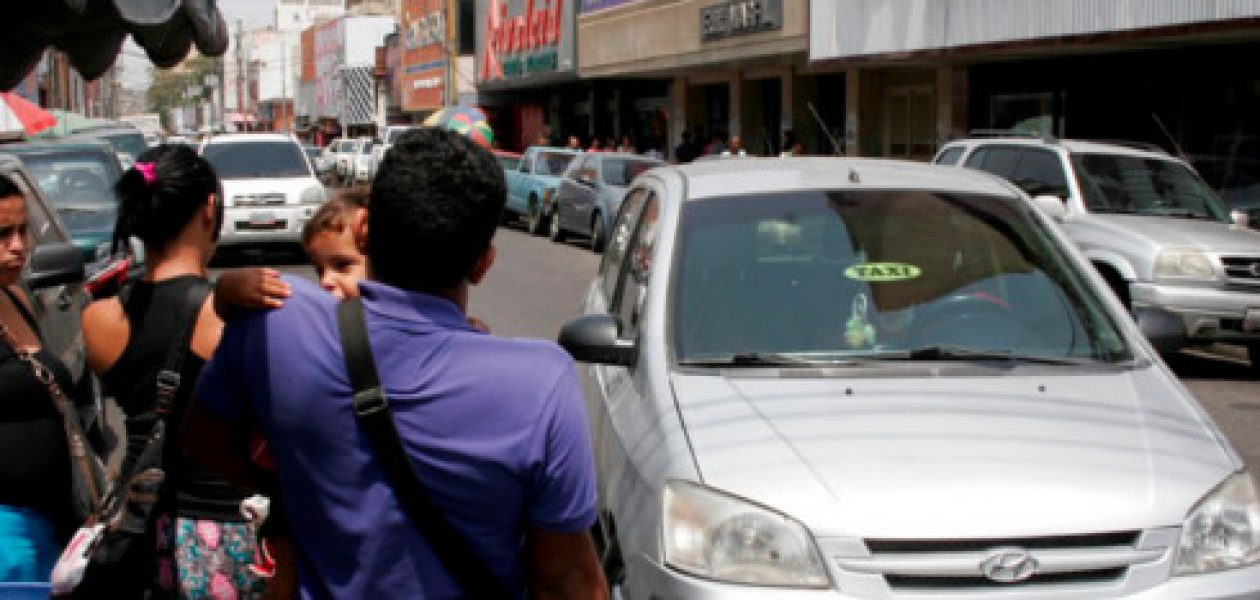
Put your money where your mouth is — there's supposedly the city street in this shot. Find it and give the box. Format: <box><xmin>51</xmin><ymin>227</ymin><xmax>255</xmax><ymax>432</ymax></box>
<box><xmin>220</xmin><ymin>223</ymin><xmax>1260</xmax><ymax>471</ymax></box>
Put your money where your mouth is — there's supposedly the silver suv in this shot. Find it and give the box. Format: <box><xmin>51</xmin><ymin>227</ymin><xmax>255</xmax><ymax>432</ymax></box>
<box><xmin>935</xmin><ymin>136</ymin><xmax>1260</xmax><ymax>371</ymax></box>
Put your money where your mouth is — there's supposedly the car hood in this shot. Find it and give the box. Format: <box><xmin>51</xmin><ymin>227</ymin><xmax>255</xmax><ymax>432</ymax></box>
<box><xmin>670</xmin><ymin>367</ymin><xmax>1236</xmax><ymax>538</ymax></box>
<box><xmin>1091</xmin><ymin>214</ymin><xmax>1260</xmax><ymax>253</ymax></box>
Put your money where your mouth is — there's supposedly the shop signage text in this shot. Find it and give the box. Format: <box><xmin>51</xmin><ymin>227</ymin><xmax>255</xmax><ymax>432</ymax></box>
<box><xmin>481</xmin><ymin>0</ymin><xmax>565</xmax><ymax>81</ymax></box>
<box><xmin>405</xmin><ymin>10</ymin><xmax>445</xmax><ymax>49</ymax></box>
<box><xmin>700</xmin><ymin>0</ymin><xmax>781</xmax><ymax>42</ymax></box>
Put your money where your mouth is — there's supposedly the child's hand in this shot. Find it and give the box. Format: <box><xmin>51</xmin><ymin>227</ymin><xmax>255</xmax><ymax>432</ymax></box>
<box><xmin>468</xmin><ymin>316</ymin><xmax>491</xmax><ymax>333</ymax></box>
<box><xmin>215</xmin><ymin>268</ymin><xmax>292</xmax><ymax>317</ymax></box>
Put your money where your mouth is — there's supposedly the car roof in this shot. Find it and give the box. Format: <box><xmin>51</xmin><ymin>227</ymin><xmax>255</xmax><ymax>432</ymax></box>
<box><xmin>589</xmin><ymin>152</ymin><xmax>661</xmax><ymax>161</ymax></box>
<box><xmin>529</xmin><ymin>147</ymin><xmax>580</xmax><ymax>155</ymax></box>
<box><xmin>203</xmin><ymin>133</ymin><xmax>296</xmax><ymax>145</ymax></box>
<box><xmin>944</xmin><ymin>137</ymin><xmax>1174</xmax><ymax>161</ymax></box>
<box><xmin>0</xmin><ymin>139</ymin><xmax>116</xmax><ymax>155</ymax></box>
<box><xmin>654</xmin><ymin>157</ymin><xmax>1020</xmax><ymax>200</ymax></box>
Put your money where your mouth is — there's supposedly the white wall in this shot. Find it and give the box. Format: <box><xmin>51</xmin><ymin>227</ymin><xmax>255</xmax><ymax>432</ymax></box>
<box><xmin>343</xmin><ymin>16</ymin><xmax>396</xmax><ymax>67</ymax></box>
<box><xmin>811</xmin><ymin>0</ymin><xmax>1260</xmax><ymax>60</ymax></box>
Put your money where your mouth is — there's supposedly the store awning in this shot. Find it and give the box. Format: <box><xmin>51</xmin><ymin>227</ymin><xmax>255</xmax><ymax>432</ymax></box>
<box><xmin>1</xmin><ymin>0</ymin><xmax>228</xmax><ymax>90</ymax></box>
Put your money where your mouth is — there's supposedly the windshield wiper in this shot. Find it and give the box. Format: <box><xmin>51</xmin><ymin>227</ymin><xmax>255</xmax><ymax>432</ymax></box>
<box><xmin>679</xmin><ymin>352</ymin><xmax>852</xmax><ymax>367</ymax></box>
<box><xmin>867</xmin><ymin>345</ymin><xmax>1101</xmax><ymax>366</ymax></box>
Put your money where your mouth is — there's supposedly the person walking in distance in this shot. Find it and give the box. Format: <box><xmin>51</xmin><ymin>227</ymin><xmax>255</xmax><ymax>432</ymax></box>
<box><xmin>184</xmin><ymin>128</ymin><xmax>607</xmax><ymax>599</ymax></box>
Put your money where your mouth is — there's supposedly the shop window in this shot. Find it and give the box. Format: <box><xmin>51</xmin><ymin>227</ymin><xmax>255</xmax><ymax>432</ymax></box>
<box><xmin>886</xmin><ymin>85</ymin><xmax>935</xmax><ymax>159</ymax></box>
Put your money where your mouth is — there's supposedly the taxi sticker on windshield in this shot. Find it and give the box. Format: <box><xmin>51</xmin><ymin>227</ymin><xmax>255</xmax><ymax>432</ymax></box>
<box><xmin>844</xmin><ymin>262</ymin><xmax>922</xmax><ymax>282</ymax></box>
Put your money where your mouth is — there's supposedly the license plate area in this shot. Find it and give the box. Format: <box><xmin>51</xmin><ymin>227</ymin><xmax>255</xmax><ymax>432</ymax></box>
<box><xmin>249</xmin><ymin>211</ymin><xmax>276</xmax><ymax>226</ymax></box>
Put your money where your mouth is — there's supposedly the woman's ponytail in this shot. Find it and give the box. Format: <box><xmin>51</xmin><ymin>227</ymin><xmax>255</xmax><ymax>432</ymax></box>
<box><xmin>111</xmin><ymin>144</ymin><xmax>219</xmax><ymax>255</ymax></box>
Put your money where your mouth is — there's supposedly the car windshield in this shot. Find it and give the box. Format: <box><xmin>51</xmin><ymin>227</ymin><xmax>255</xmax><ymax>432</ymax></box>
<box><xmin>1072</xmin><ymin>153</ymin><xmax>1230</xmax><ymax>221</ymax></box>
<box><xmin>14</xmin><ymin>151</ymin><xmax>120</xmax><ymax>241</ymax></box>
<box><xmin>534</xmin><ymin>152</ymin><xmax>576</xmax><ymax>176</ymax></box>
<box><xmin>602</xmin><ymin>158</ymin><xmax>660</xmax><ymax>186</ymax></box>
<box><xmin>203</xmin><ymin>141</ymin><xmax>311</xmax><ymax>179</ymax></box>
<box><xmin>674</xmin><ymin>190</ymin><xmax>1132</xmax><ymax>365</ymax></box>
<box><xmin>92</xmin><ymin>131</ymin><xmax>148</xmax><ymax>160</ymax></box>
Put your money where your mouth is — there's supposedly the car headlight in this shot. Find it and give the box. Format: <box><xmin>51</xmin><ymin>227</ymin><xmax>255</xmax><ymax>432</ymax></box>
<box><xmin>1154</xmin><ymin>249</ymin><xmax>1217</xmax><ymax>281</ymax></box>
<box><xmin>300</xmin><ymin>186</ymin><xmax>328</xmax><ymax>205</ymax></box>
<box><xmin>663</xmin><ymin>480</ymin><xmax>830</xmax><ymax>588</ymax></box>
<box><xmin>1174</xmin><ymin>471</ymin><xmax>1260</xmax><ymax>575</ymax></box>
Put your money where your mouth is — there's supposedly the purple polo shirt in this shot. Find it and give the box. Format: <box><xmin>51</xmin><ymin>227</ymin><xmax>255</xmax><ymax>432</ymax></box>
<box><xmin>194</xmin><ymin>278</ymin><xmax>597</xmax><ymax>599</ymax></box>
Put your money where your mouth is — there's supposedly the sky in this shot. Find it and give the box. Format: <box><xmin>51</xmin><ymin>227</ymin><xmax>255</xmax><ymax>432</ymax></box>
<box><xmin>119</xmin><ymin>0</ymin><xmax>277</xmax><ymax>89</ymax></box>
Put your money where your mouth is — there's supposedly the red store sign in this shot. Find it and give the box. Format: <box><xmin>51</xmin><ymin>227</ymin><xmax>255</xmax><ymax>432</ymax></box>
<box><xmin>480</xmin><ymin>0</ymin><xmax>565</xmax><ymax>82</ymax></box>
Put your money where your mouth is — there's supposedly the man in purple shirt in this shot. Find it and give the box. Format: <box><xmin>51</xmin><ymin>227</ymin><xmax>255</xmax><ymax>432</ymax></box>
<box><xmin>184</xmin><ymin>128</ymin><xmax>607</xmax><ymax>599</ymax></box>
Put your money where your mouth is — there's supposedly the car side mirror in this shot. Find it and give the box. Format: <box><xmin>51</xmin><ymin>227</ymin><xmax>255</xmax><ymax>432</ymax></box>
<box><xmin>558</xmin><ymin>314</ymin><xmax>637</xmax><ymax>366</ymax></box>
<box><xmin>1231</xmin><ymin>209</ymin><xmax>1250</xmax><ymax>228</ymax></box>
<box><xmin>26</xmin><ymin>242</ymin><xmax>85</xmax><ymax>290</ymax></box>
<box><xmin>1032</xmin><ymin>195</ymin><xmax>1067</xmax><ymax>221</ymax></box>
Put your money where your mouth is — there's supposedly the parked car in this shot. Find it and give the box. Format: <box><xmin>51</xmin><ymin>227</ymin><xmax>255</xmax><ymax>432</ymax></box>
<box><xmin>351</xmin><ymin>138</ymin><xmax>377</xmax><ymax>185</ymax></box>
<box><xmin>325</xmin><ymin>138</ymin><xmax>361</xmax><ymax>185</ymax></box>
<box><xmin>504</xmin><ymin>146</ymin><xmax>580</xmax><ymax>234</ymax></box>
<box><xmin>199</xmin><ymin>133</ymin><xmax>326</xmax><ymax>250</ymax></box>
<box><xmin>0</xmin><ymin>139</ymin><xmax>124</xmax><ymax>261</ymax></box>
<box><xmin>559</xmin><ymin>157</ymin><xmax>1260</xmax><ymax>598</ymax></box>
<box><xmin>368</xmin><ymin>125</ymin><xmax>418</xmax><ymax>182</ymax></box>
<box><xmin>303</xmin><ymin>144</ymin><xmax>327</xmax><ymax>178</ymax></box>
<box><xmin>550</xmin><ymin>152</ymin><xmax>662</xmax><ymax>251</ymax></box>
<box><xmin>66</xmin><ymin>124</ymin><xmax>148</xmax><ymax>166</ymax></box>
<box><xmin>935</xmin><ymin>135</ymin><xmax>1260</xmax><ymax>371</ymax></box>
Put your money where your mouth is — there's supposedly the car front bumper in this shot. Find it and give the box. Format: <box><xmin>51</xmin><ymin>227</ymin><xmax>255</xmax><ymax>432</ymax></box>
<box><xmin>218</xmin><ymin>205</ymin><xmax>315</xmax><ymax>246</ymax></box>
<box><xmin>629</xmin><ymin>553</ymin><xmax>1260</xmax><ymax>599</ymax></box>
<box><xmin>1131</xmin><ymin>281</ymin><xmax>1260</xmax><ymax>344</ymax></box>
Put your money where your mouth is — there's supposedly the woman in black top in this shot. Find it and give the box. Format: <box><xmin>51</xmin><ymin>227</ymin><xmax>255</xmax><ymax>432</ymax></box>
<box><xmin>81</xmin><ymin>145</ymin><xmax>266</xmax><ymax>598</ymax></box>
<box><xmin>0</xmin><ymin>175</ymin><xmax>85</xmax><ymax>583</ymax></box>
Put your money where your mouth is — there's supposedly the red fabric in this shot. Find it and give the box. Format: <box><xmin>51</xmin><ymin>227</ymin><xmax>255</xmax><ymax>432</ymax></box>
<box><xmin>0</xmin><ymin>92</ymin><xmax>55</xmax><ymax>134</ymax></box>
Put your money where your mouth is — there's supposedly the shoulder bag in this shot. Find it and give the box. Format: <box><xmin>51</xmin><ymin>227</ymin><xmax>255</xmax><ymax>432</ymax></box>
<box><xmin>337</xmin><ymin>297</ymin><xmax>511</xmax><ymax>598</ymax></box>
<box><xmin>51</xmin><ymin>281</ymin><xmax>209</xmax><ymax>597</ymax></box>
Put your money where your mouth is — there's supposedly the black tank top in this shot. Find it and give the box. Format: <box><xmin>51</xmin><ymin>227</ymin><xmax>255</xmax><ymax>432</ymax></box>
<box><xmin>101</xmin><ymin>276</ymin><xmax>249</xmax><ymax>522</ymax></box>
<box><xmin>0</xmin><ymin>288</ymin><xmax>76</xmax><ymax>522</ymax></box>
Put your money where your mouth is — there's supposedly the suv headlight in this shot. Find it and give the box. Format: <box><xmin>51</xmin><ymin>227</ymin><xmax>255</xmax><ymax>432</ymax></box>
<box><xmin>1154</xmin><ymin>249</ymin><xmax>1217</xmax><ymax>281</ymax></box>
<box><xmin>1174</xmin><ymin>471</ymin><xmax>1260</xmax><ymax>575</ymax></box>
<box><xmin>300</xmin><ymin>186</ymin><xmax>328</xmax><ymax>205</ymax></box>
<box><xmin>663</xmin><ymin>480</ymin><xmax>830</xmax><ymax>588</ymax></box>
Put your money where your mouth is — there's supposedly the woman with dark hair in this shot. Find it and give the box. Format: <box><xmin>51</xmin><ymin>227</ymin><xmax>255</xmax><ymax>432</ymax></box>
<box><xmin>81</xmin><ymin>144</ymin><xmax>275</xmax><ymax>598</ymax></box>
<box><xmin>0</xmin><ymin>175</ymin><xmax>89</xmax><ymax>584</ymax></box>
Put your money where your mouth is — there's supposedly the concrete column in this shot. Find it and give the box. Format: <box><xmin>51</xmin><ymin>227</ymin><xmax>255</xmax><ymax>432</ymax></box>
<box><xmin>936</xmin><ymin>65</ymin><xmax>969</xmax><ymax>146</ymax></box>
<box><xmin>844</xmin><ymin>67</ymin><xmax>861</xmax><ymax>156</ymax></box>
<box><xmin>781</xmin><ymin>68</ymin><xmax>794</xmax><ymax>140</ymax></box>
<box><xmin>729</xmin><ymin>71</ymin><xmax>742</xmax><ymax>138</ymax></box>
<box><xmin>670</xmin><ymin>75</ymin><xmax>687</xmax><ymax>159</ymax></box>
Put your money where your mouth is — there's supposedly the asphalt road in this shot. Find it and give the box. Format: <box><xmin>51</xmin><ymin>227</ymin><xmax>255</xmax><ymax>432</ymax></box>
<box><xmin>214</xmin><ymin>224</ymin><xmax>1260</xmax><ymax>470</ymax></box>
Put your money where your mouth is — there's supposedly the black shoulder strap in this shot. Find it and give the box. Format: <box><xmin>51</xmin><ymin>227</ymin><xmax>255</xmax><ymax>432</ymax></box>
<box><xmin>2</xmin><ymin>286</ymin><xmax>39</xmax><ymax>331</ymax></box>
<box><xmin>336</xmin><ymin>298</ymin><xmax>508</xmax><ymax>598</ymax></box>
<box><xmin>103</xmin><ymin>281</ymin><xmax>209</xmax><ymax>511</ymax></box>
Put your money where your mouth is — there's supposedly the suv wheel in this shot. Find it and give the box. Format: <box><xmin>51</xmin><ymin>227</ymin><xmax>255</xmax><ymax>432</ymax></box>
<box><xmin>527</xmin><ymin>198</ymin><xmax>548</xmax><ymax>236</ymax></box>
<box><xmin>549</xmin><ymin>209</ymin><xmax>567</xmax><ymax>242</ymax></box>
<box><xmin>590</xmin><ymin>212</ymin><xmax>606</xmax><ymax>253</ymax></box>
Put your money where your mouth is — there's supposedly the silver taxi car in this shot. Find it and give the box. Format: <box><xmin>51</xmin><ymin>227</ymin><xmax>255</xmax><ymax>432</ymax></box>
<box><xmin>559</xmin><ymin>158</ymin><xmax>1260</xmax><ymax>598</ymax></box>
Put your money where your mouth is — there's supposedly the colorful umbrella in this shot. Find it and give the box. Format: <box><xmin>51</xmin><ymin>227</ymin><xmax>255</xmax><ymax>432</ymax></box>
<box><xmin>0</xmin><ymin>93</ymin><xmax>56</xmax><ymax>135</ymax></box>
<box><xmin>422</xmin><ymin>105</ymin><xmax>494</xmax><ymax>149</ymax></box>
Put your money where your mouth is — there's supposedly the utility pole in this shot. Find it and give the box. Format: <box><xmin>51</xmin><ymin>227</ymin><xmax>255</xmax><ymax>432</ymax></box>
<box><xmin>236</xmin><ymin>19</ymin><xmax>246</xmax><ymax>128</ymax></box>
<box><xmin>445</xmin><ymin>0</ymin><xmax>456</xmax><ymax>107</ymax></box>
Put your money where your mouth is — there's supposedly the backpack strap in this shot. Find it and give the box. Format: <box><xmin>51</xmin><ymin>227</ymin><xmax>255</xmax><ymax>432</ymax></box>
<box><xmin>336</xmin><ymin>297</ymin><xmax>508</xmax><ymax>598</ymax></box>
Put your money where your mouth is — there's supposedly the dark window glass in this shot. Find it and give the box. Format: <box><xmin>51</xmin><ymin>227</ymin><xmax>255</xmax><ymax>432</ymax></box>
<box><xmin>1011</xmin><ymin>149</ymin><xmax>1069</xmax><ymax>197</ymax></box>
<box><xmin>203</xmin><ymin>141</ymin><xmax>312</xmax><ymax>179</ymax></box>
<box><xmin>1072</xmin><ymin>153</ymin><xmax>1229</xmax><ymax>221</ymax></box>
<box><xmin>978</xmin><ymin>147</ymin><xmax>1021</xmax><ymax>178</ymax></box>
<box><xmin>602</xmin><ymin>158</ymin><xmax>661</xmax><ymax>187</ymax></box>
<box><xmin>615</xmin><ymin>194</ymin><xmax>660</xmax><ymax>337</ymax></box>
<box><xmin>600</xmin><ymin>188</ymin><xmax>648</xmax><ymax>299</ymax></box>
<box><xmin>964</xmin><ymin>148</ymin><xmax>988</xmax><ymax>168</ymax></box>
<box><xmin>532</xmin><ymin>152</ymin><xmax>576</xmax><ymax>176</ymax></box>
<box><xmin>936</xmin><ymin>147</ymin><xmax>965</xmax><ymax>166</ymax></box>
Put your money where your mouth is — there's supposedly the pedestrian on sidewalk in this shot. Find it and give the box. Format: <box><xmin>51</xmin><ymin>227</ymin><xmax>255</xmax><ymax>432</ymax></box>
<box><xmin>184</xmin><ymin>128</ymin><xmax>607</xmax><ymax>599</ymax></box>
<box><xmin>81</xmin><ymin>145</ymin><xmax>275</xmax><ymax>598</ymax></box>
<box><xmin>0</xmin><ymin>175</ymin><xmax>94</xmax><ymax>585</ymax></box>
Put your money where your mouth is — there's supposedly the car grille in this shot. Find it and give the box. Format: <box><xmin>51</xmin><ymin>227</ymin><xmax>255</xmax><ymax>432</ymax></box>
<box><xmin>1221</xmin><ymin>256</ymin><xmax>1260</xmax><ymax>284</ymax></box>
<box><xmin>233</xmin><ymin>193</ymin><xmax>287</xmax><ymax>207</ymax></box>
<box><xmin>837</xmin><ymin>531</ymin><xmax>1155</xmax><ymax>593</ymax></box>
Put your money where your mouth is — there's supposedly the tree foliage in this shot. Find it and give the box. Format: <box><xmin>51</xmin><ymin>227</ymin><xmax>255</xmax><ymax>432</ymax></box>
<box><xmin>146</xmin><ymin>55</ymin><xmax>221</xmax><ymax>131</ymax></box>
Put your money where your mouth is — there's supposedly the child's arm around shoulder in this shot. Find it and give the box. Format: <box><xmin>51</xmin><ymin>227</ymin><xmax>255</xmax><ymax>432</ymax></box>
<box><xmin>213</xmin><ymin>268</ymin><xmax>292</xmax><ymax>319</ymax></box>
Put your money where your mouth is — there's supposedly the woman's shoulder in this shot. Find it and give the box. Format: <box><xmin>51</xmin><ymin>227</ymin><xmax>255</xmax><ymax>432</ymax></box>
<box><xmin>82</xmin><ymin>296</ymin><xmax>129</xmax><ymax>374</ymax></box>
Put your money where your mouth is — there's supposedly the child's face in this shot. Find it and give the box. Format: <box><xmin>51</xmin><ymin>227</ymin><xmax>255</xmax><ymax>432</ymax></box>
<box><xmin>306</xmin><ymin>222</ymin><xmax>366</xmax><ymax>300</ymax></box>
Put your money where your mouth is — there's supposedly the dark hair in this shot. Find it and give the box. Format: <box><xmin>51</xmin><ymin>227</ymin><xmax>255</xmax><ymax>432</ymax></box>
<box><xmin>368</xmin><ymin>127</ymin><xmax>505</xmax><ymax>293</ymax></box>
<box><xmin>0</xmin><ymin>175</ymin><xmax>22</xmax><ymax>199</ymax></box>
<box><xmin>301</xmin><ymin>188</ymin><xmax>370</xmax><ymax>247</ymax></box>
<box><xmin>113</xmin><ymin>144</ymin><xmax>220</xmax><ymax>253</ymax></box>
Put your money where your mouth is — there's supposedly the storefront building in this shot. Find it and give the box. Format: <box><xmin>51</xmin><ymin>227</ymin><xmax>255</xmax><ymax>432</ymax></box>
<box><xmin>400</xmin><ymin>0</ymin><xmax>451</xmax><ymax>120</ymax></box>
<box><xmin>475</xmin><ymin>0</ymin><xmax>580</xmax><ymax>150</ymax></box>
<box><xmin>810</xmin><ymin>0</ymin><xmax>1260</xmax><ymax>171</ymax></box>
<box><xmin>578</xmin><ymin>0</ymin><xmax>823</xmax><ymax>158</ymax></box>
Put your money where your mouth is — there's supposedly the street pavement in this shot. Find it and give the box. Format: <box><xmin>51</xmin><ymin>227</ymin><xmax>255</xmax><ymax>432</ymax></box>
<box><xmin>214</xmin><ymin>224</ymin><xmax>1260</xmax><ymax>471</ymax></box>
